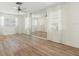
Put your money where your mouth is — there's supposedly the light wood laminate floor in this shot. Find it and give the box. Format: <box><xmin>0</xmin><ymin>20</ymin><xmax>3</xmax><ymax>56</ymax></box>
<box><xmin>32</xmin><ymin>31</ymin><xmax>47</xmax><ymax>38</ymax></box>
<box><xmin>0</xmin><ymin>34</ymin><xmax>79</xmax><ymax>56</ymax></box>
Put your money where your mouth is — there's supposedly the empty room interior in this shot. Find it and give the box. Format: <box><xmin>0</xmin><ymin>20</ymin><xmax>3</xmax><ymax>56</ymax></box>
<box><xmin>0</xmin><ymin>2</ymin><xmax>79</xmax><ymax>56</ymax></box>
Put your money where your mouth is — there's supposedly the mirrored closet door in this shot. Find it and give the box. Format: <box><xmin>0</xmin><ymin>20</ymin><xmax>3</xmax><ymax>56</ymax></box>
<box><xmin>30</xmin><ymin>10</ymin><xmax>48</xmax><ymax>55</ymax></box>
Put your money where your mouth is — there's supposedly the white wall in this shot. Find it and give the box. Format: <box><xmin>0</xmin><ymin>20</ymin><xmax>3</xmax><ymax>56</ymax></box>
<box><xmin>24</xmin><ymin>14</ymin><xmax>32</xmax><ymax>35</ymax></box>
<box><xmin>16</xmin><ymin>15</ymin><xmax>25</xmax><ymax>34</ymax></box>
<box><xmin>47</xmin><ymin>3</ymin><xmax>79</xmax><ymax>48</ymax></box>
<box><xmin>62</xmin><ymin>3</ymin><xmax>79</xmax><ymax>48</ymax></box>
<box><xmin>0</xmin><ymin>16</ymin><xmax>3</xmax><ymax>35</ymax></box>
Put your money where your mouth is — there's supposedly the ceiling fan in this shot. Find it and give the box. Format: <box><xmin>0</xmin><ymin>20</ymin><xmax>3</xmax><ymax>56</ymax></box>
<box><xmin>16</xmin><ymin>2</ymin><xmax>22</xmax><ymax>11</ymax></box>
<box><xmin>13</xmin><ymin>2</ymin><xmax>27</xmax><ymax>15</ymax></box>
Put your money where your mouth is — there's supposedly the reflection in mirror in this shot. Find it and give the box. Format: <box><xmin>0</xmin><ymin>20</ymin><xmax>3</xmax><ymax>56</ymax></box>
<box><xmin>31</xmin><ymin>10</ymin><xmax>47</xmax><ymax>40</ymax></box>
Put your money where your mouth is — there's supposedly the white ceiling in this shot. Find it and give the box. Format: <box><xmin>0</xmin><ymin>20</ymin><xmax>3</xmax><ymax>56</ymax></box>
<box><xmin>0</xmin><ymin>2</ymin><xmax>58</xmax><ymax>15</ymax></box>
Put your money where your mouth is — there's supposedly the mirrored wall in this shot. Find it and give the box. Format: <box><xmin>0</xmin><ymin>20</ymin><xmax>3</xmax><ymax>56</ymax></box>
<box><xmin>31</xmin><ymin>10</ymin><xmax>47</xmax><ymax>40</ymax></box>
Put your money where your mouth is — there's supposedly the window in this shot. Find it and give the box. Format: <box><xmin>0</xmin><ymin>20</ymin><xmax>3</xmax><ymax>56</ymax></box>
<box><xmin>4</xmin><ymin>15</ymin><xmax>17</xmax><ymax>27</ymax></box>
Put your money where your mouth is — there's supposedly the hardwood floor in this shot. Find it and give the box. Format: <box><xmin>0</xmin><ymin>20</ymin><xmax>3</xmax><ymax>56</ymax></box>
<box><xmin>32</xmin><ymin>31</ymin><xmax>47</xmax><ymax>38</ymax></box>
<box><xmin>0</xmin><ymin>34</ymin><xmax>79</xmax><ymax>56</ymax></box>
